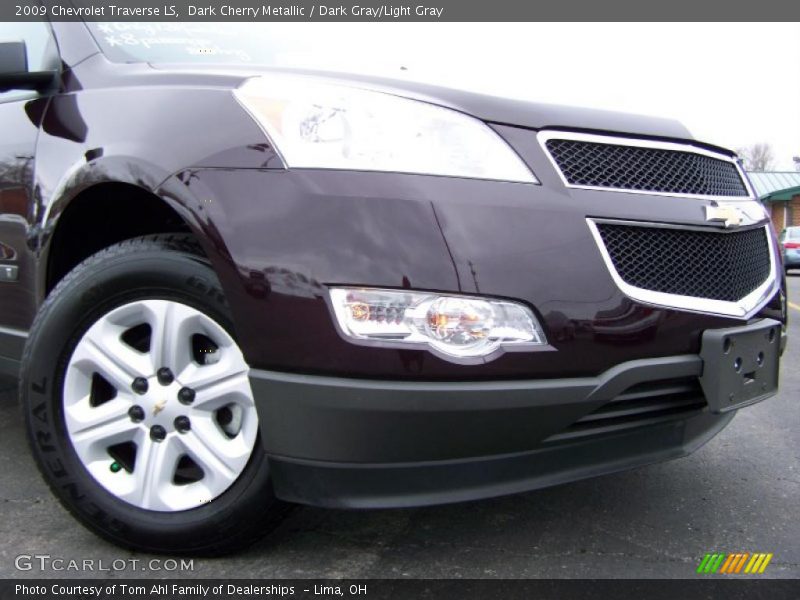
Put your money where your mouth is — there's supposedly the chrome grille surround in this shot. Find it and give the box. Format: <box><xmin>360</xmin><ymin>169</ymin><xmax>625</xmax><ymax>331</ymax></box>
<box><xmin>539</xmin><ymin>131</ymin><xmax>756</xmax><ymax>201</ymax></box>
<box><xmin>588</xmin><ymin>219</ymin><xmax>779</xmax><ymax>318</ymax></box>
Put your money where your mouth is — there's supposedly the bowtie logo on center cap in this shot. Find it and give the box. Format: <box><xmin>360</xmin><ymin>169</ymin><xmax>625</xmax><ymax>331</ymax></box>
<box><xmin>152</xmin><ymin>398</ymin><xmax>167</xmax><ymax>416</ymax></box>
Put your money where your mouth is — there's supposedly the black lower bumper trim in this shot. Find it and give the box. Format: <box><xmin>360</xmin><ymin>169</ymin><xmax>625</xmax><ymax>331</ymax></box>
<box><xmin>268</xmin><ymin>410</ymin><xmax>732</xmax><ymax>508</ymax></box>
<box><xmin>0</xmin><ymin>326</ymin><xmax>25</xmax><ymax>376</ymax></box>
<box><xmin>0</xmin><ymin>355</ymin><xmax>20</xmax><ymax>376</ymax></box>
<box><xmin>248</xmin><ymin>324</ymin><xmax>782</xmax><ymax>508</ymax></box>
<box><xmin>250</xmin><ymin>354</ymin><xmax>706</xmax><ymax>465</ymax></box>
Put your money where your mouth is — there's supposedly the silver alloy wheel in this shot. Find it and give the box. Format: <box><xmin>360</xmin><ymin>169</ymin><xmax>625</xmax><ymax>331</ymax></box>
<box><xmin>63</xmin><ymin>299</ymin><xmax>258</xmax><ymax>512</ymax></box>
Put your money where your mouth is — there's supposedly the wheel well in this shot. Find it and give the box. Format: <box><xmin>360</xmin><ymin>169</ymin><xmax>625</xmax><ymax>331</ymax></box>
<box><xmin>46</xmin><ymin>183</ymin><xmax>193</xmax><ymax>293</ymax></box>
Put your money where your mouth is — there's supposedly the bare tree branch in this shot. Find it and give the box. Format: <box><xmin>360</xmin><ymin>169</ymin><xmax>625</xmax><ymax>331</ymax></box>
<box><xmin>737</xmin><ymin>143</ymin><xmax>776</xmax><ymax>171</ymax></box>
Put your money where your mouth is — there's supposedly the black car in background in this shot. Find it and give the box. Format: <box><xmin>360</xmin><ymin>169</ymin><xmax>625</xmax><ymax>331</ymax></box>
<box><xmin>0</xmin><ymin>22</ymin><xmax>786</xmax><ymax>554</ymax></box>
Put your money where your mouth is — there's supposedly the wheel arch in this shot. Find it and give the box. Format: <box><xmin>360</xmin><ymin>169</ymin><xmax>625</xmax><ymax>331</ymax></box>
<box><xmin>41</xmin><ymin>175</ymin><xmax>199</xmax><ymax>296</ymax></box>
<box><xmin>35</xmin><ymin>155</ymin><xmax>249</xmax><ymax>372</ymax></box>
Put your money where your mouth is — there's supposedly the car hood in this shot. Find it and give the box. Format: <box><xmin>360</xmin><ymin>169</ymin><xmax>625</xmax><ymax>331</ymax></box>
<box><xmin>150</xmin><ymin>63</ymin><xmax>697</xmax><ymax>142</ymax></box>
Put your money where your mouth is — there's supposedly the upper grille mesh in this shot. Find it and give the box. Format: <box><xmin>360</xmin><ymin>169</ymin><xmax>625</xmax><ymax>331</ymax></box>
<box><xmin>546</xmin><ymin>139</ymin><xmax>749</xmax><ymax>197</ymax></box>
<box><xmin>597</xmin><ymin>224</ymin><xmax>771</xmax><ymax>302</ymax></box>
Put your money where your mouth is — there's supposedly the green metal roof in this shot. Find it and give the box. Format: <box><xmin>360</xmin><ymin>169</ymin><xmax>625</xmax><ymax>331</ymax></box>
<box><xmin>746</xmin><ymin>171</ymin><xmax>800</xmax><ymax>202</ymax></box>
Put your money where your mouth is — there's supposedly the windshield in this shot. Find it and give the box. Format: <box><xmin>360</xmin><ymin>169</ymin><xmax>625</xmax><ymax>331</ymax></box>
<box><xmin>786</xmin><ymin>228</ymin><xmax>800</xmax><ymax>240</ymax></box>
<box><xmin>86</xmin><ymin>23</ymin><xmax>410</xmax><ymax>73</ymax></box>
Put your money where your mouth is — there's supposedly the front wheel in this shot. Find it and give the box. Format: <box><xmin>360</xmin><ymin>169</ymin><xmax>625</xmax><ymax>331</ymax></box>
<box><xmin>21</xmin><ymin>235</ymin><xmax>289</xmax><ymax>555</ymax></box>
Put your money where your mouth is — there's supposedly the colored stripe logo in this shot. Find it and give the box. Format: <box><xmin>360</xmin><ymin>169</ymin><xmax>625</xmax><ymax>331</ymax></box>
<box><xmin>697</xmin><ymin>552</ymin><xmax>773</xmax><ymax>574</ymax></box>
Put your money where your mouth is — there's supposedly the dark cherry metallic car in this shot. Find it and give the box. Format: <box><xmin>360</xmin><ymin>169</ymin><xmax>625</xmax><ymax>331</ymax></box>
<box><xmin>0</xmin><ymin>22</ymin><xmax>787</xmax><ymax>554</ymax></box>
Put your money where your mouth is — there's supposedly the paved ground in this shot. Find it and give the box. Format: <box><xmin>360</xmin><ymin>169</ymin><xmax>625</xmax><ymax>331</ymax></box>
<box><xmin>2</xmin><ymin>275</ymin><xmax>799</xmax><ymax>580</ymax></box>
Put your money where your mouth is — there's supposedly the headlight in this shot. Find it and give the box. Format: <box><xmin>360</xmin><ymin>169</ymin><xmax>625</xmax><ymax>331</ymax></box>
<box><xmin>328</xmin><ymin>287</ymin><xmax>546</xmax><ymax>362</ymax></box>
<box><xmin>234</xmin><ymin>75</ymin><xmax>537</xmax><ymax>183</ymax></box>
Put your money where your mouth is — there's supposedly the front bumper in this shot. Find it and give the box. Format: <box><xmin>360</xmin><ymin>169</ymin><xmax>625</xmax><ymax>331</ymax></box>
<box><xmin>163</xmin><ymin>157</ymin><xmax>784</xmax><ymax>382</ymax></box>
<box><xmin>158</xmin><ymin>125</ymin><xmax>787</xmax><ymax>507</ymax></box>
<box><xmin>253</xmin><ymin>354</ymin><xmax>737</xmax><ymax>509</ymax></box>
<box><xmin>252</xmin><ymin>318</ymin><xmax>780</xmax><ymax>508</ymax></box>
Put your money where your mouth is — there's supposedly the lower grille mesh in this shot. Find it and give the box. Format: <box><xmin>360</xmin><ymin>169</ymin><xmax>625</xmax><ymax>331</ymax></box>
<box><xmin>597</xmin><ymin>224</ymin><xmax>771</xmax><ymax>302</ymax></box>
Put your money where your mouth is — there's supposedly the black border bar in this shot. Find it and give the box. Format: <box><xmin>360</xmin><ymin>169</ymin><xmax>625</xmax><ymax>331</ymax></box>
<box><xmin>5</xmin><ymin>0</ymin><xmax>800</xmax><ymax>21</ymax></box>
<box><xmin>3</xmin><ymin>579</ymin><xmax>800</xmax><ymax>600</ymax></box>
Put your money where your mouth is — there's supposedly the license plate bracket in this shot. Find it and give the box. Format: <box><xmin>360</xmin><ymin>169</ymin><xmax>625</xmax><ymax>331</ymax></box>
<box><xmin>699</xmin><ymin>319</ymin><xmax>781</xmax><ymax>414</ymax></box>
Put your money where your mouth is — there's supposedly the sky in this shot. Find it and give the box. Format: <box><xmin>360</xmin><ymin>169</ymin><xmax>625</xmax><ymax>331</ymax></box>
<box><xmin>346</xmin><ymin>22</ymin><xmax>800</xmax><ymax>170</ymax></box>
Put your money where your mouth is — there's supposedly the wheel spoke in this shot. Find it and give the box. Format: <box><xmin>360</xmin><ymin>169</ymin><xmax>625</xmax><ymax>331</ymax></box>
<box><xmin>65</xmin><ymin>395</ymin><xmax>132</xmax><ymax>433</ymax></box>
<box><xmin>179</xmin><ymin>350</ymin><xmax>249</xmax><ymax>395</ymax></box>
<box><xmin>70</xmin><ymin>336</ymin><xmax>147</xmax><ymax>392</ymax></box>
<box><xmin>179</xmin><ymin>422</ymin><xmax>239</xmax><ymax>480</ymax></box>
<box><xmin>69</xmin><ymin>412</ymin><xmax>139</xmax><ymax>458</ymax></box>
<box><xmin>147</xmin><ymin>301</ymin><xmax>197</xmax><ymax>376</ymax></box>
<box><xmin>191</xmin><ymin>371</ymin><xmax>254</xmax><ymax>412</ymax></box>
<box><xmin>119</xmin><ymin>432</ymin><xmax>183</xmax><ymax>510</ymax></box>
<box><xmin>126</xmin><ymin>433</ymin><xmax>158</xmax><ymax>506</ymax></box>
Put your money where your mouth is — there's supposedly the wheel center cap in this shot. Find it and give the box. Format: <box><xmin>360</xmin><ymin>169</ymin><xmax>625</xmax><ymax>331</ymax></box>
<box><xmin>141</xmin><ymin>379</ymin><xmax>184</xmax><ymax>427</ymax></box>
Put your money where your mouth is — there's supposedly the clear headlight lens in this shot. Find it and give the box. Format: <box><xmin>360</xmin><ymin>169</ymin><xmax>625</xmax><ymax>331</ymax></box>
<box><xmin>234</xmin><ymin>75</ymin><xmax>537</xmax><ymax>183</ymax></box>
<box><xmin>329</xmin><ymin>287</ymin><xmax>546</xmax><ymax>362</ymax></box>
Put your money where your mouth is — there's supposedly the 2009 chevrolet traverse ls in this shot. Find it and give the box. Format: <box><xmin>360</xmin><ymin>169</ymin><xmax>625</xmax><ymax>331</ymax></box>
<box><xmin>0</xmin><ymin>22</ymin><xmax>786</xmax><ymax>555</ymax></box>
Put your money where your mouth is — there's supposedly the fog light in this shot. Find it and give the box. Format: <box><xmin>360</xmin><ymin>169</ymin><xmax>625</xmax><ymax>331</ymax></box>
<box><xmin>328</xmin><ymin>287</ymin><xmax>546</xmax><ymax>362</ymax></box>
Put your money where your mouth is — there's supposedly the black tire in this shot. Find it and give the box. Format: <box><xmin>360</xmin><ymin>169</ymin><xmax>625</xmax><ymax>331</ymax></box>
<box><xmin>20</xmin><ymin>234</ymin><xmax>290</xmax><ymax>556</ymax></box>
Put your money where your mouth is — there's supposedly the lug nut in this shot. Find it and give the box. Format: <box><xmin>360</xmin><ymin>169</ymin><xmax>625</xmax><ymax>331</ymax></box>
<box><xmin>128</xmin><ymin>405</ymin><xmax>145</xmax><ymax>422</ymax></box>
<box><xmin>132</xmin><ymin>377</ymin><xmax>148</xmax><ymax>395</ymax></box>
<box><xmin>174</xmin><ymin>416</ymin><xmax>191</xmax><ymax>433</ymax></box>
<box><xmin>150</xmin><ymin>425</ymin><xmax>167</xmax><ymax>442</ymax></box>
<box><xmin>157</xmin><ymin>368</ymin><xmax>174</xmax><ymax>386</ymax></box>
<box><xmin>178</xmin><ymin>387</ymin><xmax>195</xmax><ymax>405</ymax></box>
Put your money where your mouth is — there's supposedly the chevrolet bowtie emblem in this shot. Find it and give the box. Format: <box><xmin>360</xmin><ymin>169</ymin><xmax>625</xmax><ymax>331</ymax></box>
<box><xmin>705</xmin><ymin>205</ymin><xmax>743</xmax><ymax>228</ymax></box>
<box><xmin>153</xmin><ymin>399</ymin><xmax>167</xmax><ymax>416</ymax></box>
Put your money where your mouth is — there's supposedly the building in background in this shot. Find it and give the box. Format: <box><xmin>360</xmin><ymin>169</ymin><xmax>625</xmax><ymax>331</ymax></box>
<box><xmin>748</xmin><ymin>171</ymin><xmax>800</xmax><ymax>233</ymax></box>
